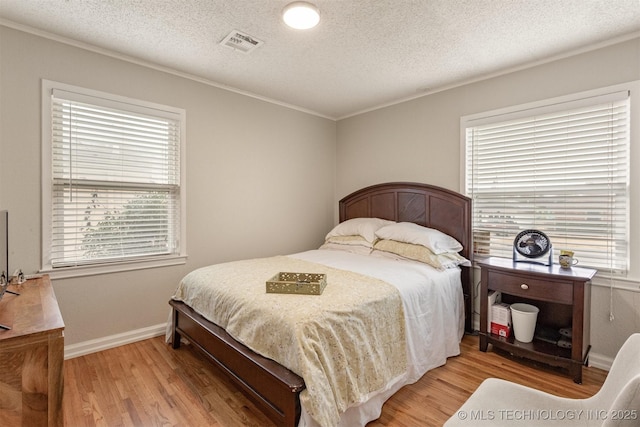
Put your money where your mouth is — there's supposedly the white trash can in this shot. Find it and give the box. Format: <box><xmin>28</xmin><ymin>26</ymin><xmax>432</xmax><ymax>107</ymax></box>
<box><xmin>510</xmin><ymin>303</ymin><xmax>539</xmax><ymax>343</ymax></box>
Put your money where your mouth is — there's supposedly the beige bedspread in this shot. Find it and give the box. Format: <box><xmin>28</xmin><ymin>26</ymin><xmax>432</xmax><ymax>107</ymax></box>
<box><xmin>171</xmin><ymin>256</ymin><xmax>406</xmax><ymax>427</ymax></box>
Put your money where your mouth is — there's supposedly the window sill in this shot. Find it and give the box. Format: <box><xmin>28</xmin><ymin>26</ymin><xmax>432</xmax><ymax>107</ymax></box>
<box><xmin>40</xmin><ymin>255</ymin><xmax>187</xmax><ymax>279</ymax></box>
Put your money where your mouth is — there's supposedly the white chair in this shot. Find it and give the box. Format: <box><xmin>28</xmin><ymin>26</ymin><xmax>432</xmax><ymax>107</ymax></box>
<box><xmin>444</xmin><ymin>333</ymin><xmax>640</xmax><ymax>426</ymax></box>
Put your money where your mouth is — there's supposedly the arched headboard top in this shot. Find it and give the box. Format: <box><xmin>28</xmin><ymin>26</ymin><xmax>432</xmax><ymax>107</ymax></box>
<box><xmin>339</xmin><ymin>182</ymin><xmax>472</xmax><ymax>261</ymax></box>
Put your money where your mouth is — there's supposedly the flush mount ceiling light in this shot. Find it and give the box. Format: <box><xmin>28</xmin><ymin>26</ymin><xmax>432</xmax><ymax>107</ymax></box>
<box><xmin>282</xmin><ymin>2</ymin><xmax>320</xmax><ymax>30</ymax></box>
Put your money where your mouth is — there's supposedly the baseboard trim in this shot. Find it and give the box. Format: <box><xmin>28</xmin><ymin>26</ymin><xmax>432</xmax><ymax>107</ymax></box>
<box><xmin>64</xmin><ymin>323</ymin><xmax>167</xmax><ymax>360</ymax></box>
<box><xmin>587</xmin><ymin>352</ymin><xmax>614</xmax><ymax>371</ymax></box>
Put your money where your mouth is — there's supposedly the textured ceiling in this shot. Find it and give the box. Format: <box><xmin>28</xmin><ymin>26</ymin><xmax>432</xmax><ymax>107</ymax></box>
<box><xmin>1</xmin><ymin>0</ymin><xmax>639</xmax><ymax>119</ymax></box>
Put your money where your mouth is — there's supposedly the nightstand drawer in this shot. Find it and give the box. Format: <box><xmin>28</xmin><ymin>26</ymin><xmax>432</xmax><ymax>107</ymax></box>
<box><xmin>487</xmin><ymin>270</ymin><xmax>573</xmax><ymax>304</ymax></box>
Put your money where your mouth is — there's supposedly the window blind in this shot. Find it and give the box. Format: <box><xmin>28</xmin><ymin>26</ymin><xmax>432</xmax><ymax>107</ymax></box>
<box><xmin>49</xmin><ymin>90</ymin><xmax>181</xmax><ymax>267</ymax></box>
<box><xmin>464</xmin><ymin>91</ymin><xmax>629</xmax><ymax>274</ymax></box>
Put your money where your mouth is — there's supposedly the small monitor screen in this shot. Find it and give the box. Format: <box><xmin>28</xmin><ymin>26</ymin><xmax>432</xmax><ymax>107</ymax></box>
<box><xmin>0</xmin><ymin>210</ymin><xmax>7</xmax><ymax>299</ymax></box>
<box><xmin>0</xmin><ymin>211</ymin><xmax>7</xmax><ymax>279</ymax></box>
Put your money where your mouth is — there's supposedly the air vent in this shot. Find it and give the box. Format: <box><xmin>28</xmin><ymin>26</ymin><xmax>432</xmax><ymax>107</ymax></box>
<box><xmin>220</xmin><ymin>30</ymin><xmax>264</xmax><ymax>54</ymax></box>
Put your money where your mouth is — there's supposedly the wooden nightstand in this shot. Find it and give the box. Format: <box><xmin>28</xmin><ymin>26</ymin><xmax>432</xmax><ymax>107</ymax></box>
<box><xmin>478</xmin><ymin>257</ymin><xmax>596</xmax><ymax>383</ymax></box>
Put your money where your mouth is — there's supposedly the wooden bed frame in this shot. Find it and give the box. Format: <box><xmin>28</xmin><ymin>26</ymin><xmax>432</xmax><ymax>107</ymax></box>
<box><xmin>169</xmin><ymin>182</ymin><xmax>472</xmax><ymax>427</ymax></box>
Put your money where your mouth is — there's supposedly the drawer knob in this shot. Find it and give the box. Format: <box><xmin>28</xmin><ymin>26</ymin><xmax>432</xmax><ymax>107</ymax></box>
<box><xmin>521</xmin><ymin>283</ymin><xmax>529</xmax><ymax>290</ymax></box>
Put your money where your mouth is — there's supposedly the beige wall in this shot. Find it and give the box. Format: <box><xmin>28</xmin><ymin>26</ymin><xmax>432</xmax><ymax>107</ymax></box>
<box><xmin>0</xmin><ymin>27</ymin><xmax>337</xmax><ymax>346</ymax></box>
<box><xmin>336</xmin><ymin>37</ymin><xmax>640</xmax><ymax>363</ymax></box>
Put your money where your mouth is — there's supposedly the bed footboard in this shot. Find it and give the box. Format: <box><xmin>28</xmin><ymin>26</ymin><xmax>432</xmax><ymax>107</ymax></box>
<box><xmin>169</xmin><ymin>300</ymin><xmax>305</xmax><ymax>427</ymax></box>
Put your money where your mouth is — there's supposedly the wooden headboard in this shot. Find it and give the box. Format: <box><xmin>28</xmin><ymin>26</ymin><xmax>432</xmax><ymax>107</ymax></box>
<box><xmin>339</xmin><ymin>182</ymin><xmax>473</xmax><ymax>331</ymax></box>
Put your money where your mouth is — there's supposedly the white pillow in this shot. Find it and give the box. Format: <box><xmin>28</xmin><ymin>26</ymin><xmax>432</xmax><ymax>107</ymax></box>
<box><xmin>323</xmin><ymin>235</ymin><xmax>373</xmax><ymax>248</ymax></box>
<box><xmin>320</xmin><ymin>241</ymin><xmax>373</xmax><ymax>256</ymax></box>
<box><xmin>374</xmin><ymin>222</ymin><xmax>463</xmax><ymax>254</ymax></box>
<box><xmin>325</xmin><ymin>217</ymin><xmax>395</xmax><ymax>243</ymax></box>
<box><xmin>319</xmin><ymin>236</ymin><xmax>373</xmax><ymax>254</ymax></box>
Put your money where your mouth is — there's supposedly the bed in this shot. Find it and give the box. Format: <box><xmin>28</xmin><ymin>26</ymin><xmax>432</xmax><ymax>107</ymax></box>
<box><xmin>168</xmin><ymin>182</ymin><xmax>472</xmax><ymax>427</ymax></box>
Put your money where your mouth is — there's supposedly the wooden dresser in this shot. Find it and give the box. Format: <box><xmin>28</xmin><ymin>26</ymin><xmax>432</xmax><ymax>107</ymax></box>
<box><xmin>0</xmin><ymin>275</ymin><xmax>64</xmax><ymax>426</ymax></box>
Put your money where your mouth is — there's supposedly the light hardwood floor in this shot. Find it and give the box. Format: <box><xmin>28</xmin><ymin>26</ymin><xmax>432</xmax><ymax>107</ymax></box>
<box><xmin>63</xmin><ymin>334</ymin><xmax>607</xmax><ymax>426</ymax></box>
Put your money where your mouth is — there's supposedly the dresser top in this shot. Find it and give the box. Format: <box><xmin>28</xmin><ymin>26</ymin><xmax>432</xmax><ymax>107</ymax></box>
<box><xmin>0</xmin><ymin>275</ymin><xmax>64</xmax><ymax>341</ymax></box>
<box><xmin>478</xmin><ymin>256</ymin><xmax>597</xmax><ymax>281</ymax></box>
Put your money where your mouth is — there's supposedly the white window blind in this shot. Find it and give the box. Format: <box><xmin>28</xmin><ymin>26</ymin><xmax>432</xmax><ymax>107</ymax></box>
<box><xmin>464</xmin><ymin>91</ymin><xmax>629</xmax><ymax>274</ymax></box>
<box><xmin>48</xmin><ymin>88</ymin><xmax>182</xmax><ymax>268</ymax></box>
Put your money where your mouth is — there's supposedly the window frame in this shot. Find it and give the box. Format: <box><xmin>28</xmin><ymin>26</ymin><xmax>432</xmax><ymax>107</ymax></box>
<box><xmin>460</xmin><ymin>81</ymin><xmax>639</xmax><ymax>280</ymax></box>
<box><xmin>41</xmin><ymin>80</ymin><xmax>187</xmax><ymax>278</ymax></box>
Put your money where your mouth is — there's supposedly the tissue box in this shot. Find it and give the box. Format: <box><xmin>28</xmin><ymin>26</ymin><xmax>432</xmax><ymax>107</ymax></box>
<box><xmin>491</xmin><ymin>302</ymin><xmax>511</xmax><ymax>326</ymax></box>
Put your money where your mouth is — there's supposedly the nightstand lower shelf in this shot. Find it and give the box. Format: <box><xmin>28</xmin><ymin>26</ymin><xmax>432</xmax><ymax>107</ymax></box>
<box><xmin>481</xmin><ymin>332</ymin><xmax>588</xmax><ymax>380</ymax></box>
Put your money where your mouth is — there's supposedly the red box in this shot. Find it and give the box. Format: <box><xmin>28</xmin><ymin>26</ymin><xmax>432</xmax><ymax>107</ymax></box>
<box><xmin>491</xmin><ymin>322</ymin><xmax>511</xmax><ymax>338</ymax></box>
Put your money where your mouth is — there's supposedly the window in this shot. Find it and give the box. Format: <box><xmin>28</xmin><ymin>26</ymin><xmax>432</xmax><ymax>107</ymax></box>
<box><xmin>42</xmin><ymin>81</ymin><xmax>186</xmax><ymax>276</ymax></box>
<box><xmin>462</xmin><ymin>87</ymin><xmax>630</xmax><ymax>275</ymax></box>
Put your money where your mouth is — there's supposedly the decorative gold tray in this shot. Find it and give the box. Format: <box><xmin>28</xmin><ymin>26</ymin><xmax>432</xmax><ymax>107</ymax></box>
<box><xmin>266</xmin><ymin>272</ymin><xmax>327</xmax><ymax>295</ymax></box>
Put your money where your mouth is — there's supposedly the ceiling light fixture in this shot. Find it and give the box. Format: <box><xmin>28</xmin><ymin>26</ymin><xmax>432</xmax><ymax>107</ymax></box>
<box><xmin>282</xmin><ymin>2</ymin><xmax>320</xmax><ymax>30</ymax></box>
